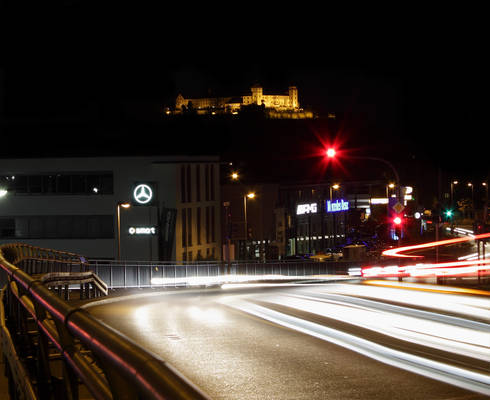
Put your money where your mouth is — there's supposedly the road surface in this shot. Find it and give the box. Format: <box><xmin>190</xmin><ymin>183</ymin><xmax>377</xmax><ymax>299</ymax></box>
<box><xmin>84</xmin><ymin>280</ymin><xmax>490</xmax><ymax>399</ymax></box>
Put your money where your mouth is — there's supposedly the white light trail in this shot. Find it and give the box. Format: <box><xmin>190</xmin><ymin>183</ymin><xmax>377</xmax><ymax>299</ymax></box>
<box><xmin>224</xmin><ymin>298</ymin><xmax>490</xmax><ymax>396</ymax></box>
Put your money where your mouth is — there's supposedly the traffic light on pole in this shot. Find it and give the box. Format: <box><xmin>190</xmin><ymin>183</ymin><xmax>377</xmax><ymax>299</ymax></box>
<box><xmin>326</xmin><ymin>148</ymin><xmax>336</xmax><ymax>158</ymax></box>
<box><xmin>393</xmin><ymin>215</ymin><xmax>403</xmax><ymax>225</ymax></box>
<box><xmin>444</xmin><ymin>209</ymin><xmax>453</xmax><ymax>220</ymax></box>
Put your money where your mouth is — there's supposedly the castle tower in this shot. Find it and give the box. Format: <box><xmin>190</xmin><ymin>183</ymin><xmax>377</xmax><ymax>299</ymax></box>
<box><xmin>176</xmin><ymin>94</ymin><xmax>185</xmax><ymax>110</ymax></box>
<box><xmin>251</xmin><ymin>83</ymin><xmax>263</xmax><ymax>106</ymax></box>
<box><xmin>288</xmin><ymin>86</ymin><xmax>299</xmax><ymax>109</ymax></box>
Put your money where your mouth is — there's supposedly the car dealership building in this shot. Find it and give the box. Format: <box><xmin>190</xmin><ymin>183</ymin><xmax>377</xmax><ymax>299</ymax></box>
<box><xmin>0</xmin><ymin>155</ymin><xmax>222</xmax><ymax>261</ymax></box>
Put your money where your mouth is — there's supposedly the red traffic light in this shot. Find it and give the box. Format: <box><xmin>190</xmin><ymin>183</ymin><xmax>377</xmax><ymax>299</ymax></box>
<box><xmin>326</xmin><ymin>148</ymin><xmax>336</xmax><ymax>158</ymax></box>
<box><xmin>393</xmin><ymin>216</ymin><xmax>402</xmax><ymax>225</ymax></box>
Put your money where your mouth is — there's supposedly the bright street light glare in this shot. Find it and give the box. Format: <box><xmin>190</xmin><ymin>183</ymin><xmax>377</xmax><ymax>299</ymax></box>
<box><xmin>0</xmin><ymin>189</ymin><xmax>7</xmax><ymax>197</ymax></box>
<box><xmin>247</xmin><ymin>192</ymin><xmax>255</xmax><ymax>199</ymax></box>
<box><xmin>326</xmin><ymin>148</ymin><xmax>336</xmax><ymax>158</ymax></box>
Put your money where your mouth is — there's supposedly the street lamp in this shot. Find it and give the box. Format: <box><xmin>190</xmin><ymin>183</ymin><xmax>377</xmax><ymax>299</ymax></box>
<box><xmin>243</xmin><ymin>192</ymin><xmax>255</xmax><ymax>251</ymax></box>
<box><xmin>231</xmin><ymin>172</ymin><xmax>239</xmax><ymax>181</ymax></box>
<box><xmin>468</xmin><ymin>182</ymin><xmax>474</xmax><ymax>207</ymax></box>
<box><xmin>483</xmin><ymin>182</ymin><xmax>489</xmax><ymax>224</ymax></box>
<box><xmin>116</xmin><ymin>202</ymin><xmax>131</xmax><ymax>260</ymax></box>
<box><xmin>450</xmin><ymin>180</ymin><xmax>458</xmax><ymax>208</ymax></box>
<box><xmin>330</xmin><ymin>184</ymin><xmax>339</xmax><ymax>201</ymax></box>
<box><xmin>386</xmin><ymin>183</ymin><xmax>395</xmax><ymax>198</ymax></box>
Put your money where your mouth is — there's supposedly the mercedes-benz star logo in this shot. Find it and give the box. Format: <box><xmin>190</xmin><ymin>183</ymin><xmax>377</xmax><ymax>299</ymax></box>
<box><xmin>133</xmin><ymin>184</ymin><xmax>153</xmax><ymax>204</ymax></box>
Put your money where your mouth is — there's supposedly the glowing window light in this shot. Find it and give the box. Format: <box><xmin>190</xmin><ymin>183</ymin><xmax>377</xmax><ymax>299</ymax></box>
<box><xmin>371</xmin><ymin>198</ymin><xmax>389</xmax><ymax>204</ymax></box>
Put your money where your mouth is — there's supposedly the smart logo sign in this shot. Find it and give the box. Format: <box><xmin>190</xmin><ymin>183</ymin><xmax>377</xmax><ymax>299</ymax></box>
<box><xmin>132</xmin><ymin>183</ymin><xmax>155</xmax><ymax>205</ymax></box>
<box><xmin>326</xmin><ymin>199</ymin><xmax>349</xmax><ymax>213</ymax></box>
<box><xmin>296</xmin><ymin>203</ymin><xmax>318</xmax><ymax>215</ymax></box>
<box><xmin>128</xmin><ymin>226</ymin><xmax>157</xmax><ymax>235</ymax></box>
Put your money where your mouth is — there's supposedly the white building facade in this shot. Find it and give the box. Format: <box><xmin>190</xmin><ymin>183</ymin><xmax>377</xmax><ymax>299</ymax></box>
<box><xmin>0</xmin><ymin>156</ymin><xmax>221</xmax><ymax>261</ymax></box>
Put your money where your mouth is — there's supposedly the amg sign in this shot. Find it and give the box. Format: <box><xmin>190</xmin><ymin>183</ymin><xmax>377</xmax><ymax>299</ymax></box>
<box><xmin>296</xmin><ymin>203</ymin><xmax>318</xmax><ymax>215</ymax></box>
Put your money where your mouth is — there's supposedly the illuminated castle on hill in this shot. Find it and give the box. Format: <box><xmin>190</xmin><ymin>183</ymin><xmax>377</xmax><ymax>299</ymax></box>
<box><xmin>172</xmin><ymin>84</ymin><xmax>314</xmax><ymax>119</ymax></box>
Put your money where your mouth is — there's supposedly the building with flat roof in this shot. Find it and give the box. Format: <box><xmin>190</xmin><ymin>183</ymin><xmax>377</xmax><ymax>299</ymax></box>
<box><xmin>0</xmin><ymin>156</ymin><xmax>221</xmax><ymax>261</ymax></box>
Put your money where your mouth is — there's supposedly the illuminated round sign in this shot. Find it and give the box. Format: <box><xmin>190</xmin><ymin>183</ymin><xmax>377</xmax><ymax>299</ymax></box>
<box><xmin>133</xmin><ymin>184</ymin><xmax>153</xmax><ymax>205</ymax></box>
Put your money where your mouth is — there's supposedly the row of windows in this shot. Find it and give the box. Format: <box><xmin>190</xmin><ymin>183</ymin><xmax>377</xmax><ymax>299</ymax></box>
<box><xmin>180</xmin><ymin>164</ymin><xmax>215</xmax><ymax>203</ymax></box>
<box><xmin>0</xmin><ymin>215</ymin><xmax>114</xmax><ymax>239</ymax></box>
<box><xmin>1</xmin><ymin>173</ymin><xmax>114</xmax><ymax>195</ymax></box>
<box><xmin>182</xmin><ymin>247</ymin><xmax>217</xmax><ymax>261</ymax></box>
<box><xmin>181</xmin><ymin>206</ymin><xmax>216</xmax><ymax>247</ymax></box>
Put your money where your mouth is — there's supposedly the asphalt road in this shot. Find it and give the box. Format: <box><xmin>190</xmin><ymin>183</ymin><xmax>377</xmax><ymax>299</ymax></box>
<box><xmin>84</xmin><ymin>281</ymin><xmax>490</xmax><ymax>400</ymax></box>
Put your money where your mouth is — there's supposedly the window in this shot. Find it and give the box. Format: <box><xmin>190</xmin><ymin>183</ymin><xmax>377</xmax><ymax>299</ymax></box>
<box><xmin>205</xmin><ymin>206</ymin><xmax>210</xmax><ymax>244</ymax></box>
<box><xmin>210</xmin><ymin>164</ymin><xmax>215</xmax><ymax>201</ymax></box>
<box><xmin>187</xmin><ymin>208</ymin><xmax>192</xmax><ymax>247</ymax></box>
<box><xmin>42</xmin><ymin>175</ymin><xmax>56</xmax><ymax>193</ymax></box>
<box><xmin>71</xmin><ymin>175</ymin><xmax>86</xmax><ymax>193</ymax></box>
<box><xmin>1</xmin><ymin>215</ymin><xmax>114</xmax><ymax>238</ymax></box>
<box><xmin>6</xmin><ymin>173</ymin><xmax>113</xmax><ymax>195</ymax></box>
<box><xmin>180</xmin><ymin>166</ymin><xmax>186</xmax><ymax>203</ymax></box>
<box><xmin>195</xmin><ymin>165</ymin><xmax>201</xmax><ymax>201</ymax></box>
<box><xmin>28</xmin><ymin>176</ymin><xmax>42</xmax><ymax>193</ymax></box>
<box><xmin>0</xmin><ymin>218</ymin><xmax>15</xmax><ymax>237</ymax></box>
<box><xmin>205</xmin><ymin>165</ymin><xmax>209</xmax><ymax>201</ymax></box>
<box><xmin>57</xmin><ymin>175</ymin><xmax>71</xmax><ymax>193</ymax></box>
<box><xmin>197</xmin><ymin>207</ymin><xmax>201</xmax><ymax>245</ymax></box>
<box><xmin>187</xmin><ymin>165</ymin><xmax>192</xmax><ymax>202</ymax></box>
<box><xmin>211</xmin><ymin>206</ymin><xmax>215</xmax><ymax>242</ymax></box>
<box><xmin>181</xmin><ymin>208</ymin><xmax>187</xmax><ymax>247</ymax></box>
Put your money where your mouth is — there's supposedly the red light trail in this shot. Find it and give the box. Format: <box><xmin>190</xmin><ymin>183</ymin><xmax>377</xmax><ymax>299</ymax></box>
<box><xmin>382</xmin><ymin>233</ymin><xmax>490</xmax><ymax>258</ymax></box>
<box><xmin>361</xmin><ymin>233</ymin><xmax>490</xmax><ymax>279</ymax></box>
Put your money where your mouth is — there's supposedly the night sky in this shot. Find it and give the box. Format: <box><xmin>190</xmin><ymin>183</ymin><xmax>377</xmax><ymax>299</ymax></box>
<box><xmin>1</xmin><ymin>9</ymin><xmax>487</xmax><ymax>207</ymax></box>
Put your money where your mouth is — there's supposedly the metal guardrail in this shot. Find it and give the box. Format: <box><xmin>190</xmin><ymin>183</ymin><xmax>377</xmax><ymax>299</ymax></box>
<box><xmin>39</xmin><ymin>271</ymin><xmax>108</xmax><ymax>300</ymax></box>
<box><xmin>0</xmin><ymin>243</ymin><xmax>209</xmax><ymax>400</ymax></box>
<box><xmin>89</xmin><ymin>259</ymin><xmax>358</xmax><ymax>289</ymax></box>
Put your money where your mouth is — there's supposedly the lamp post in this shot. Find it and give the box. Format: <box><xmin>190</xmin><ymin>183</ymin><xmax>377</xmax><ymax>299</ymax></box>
<box><xmin>243</xmin><ymin>192</ymin><xmax>255</xmax><ymax>238</ymax></box>
<box><xmin>327</xmin><ymin>149</ymin><xmax>401</xmax><ymax>202</ymax></box>
<box><xmin>483</xmin><ymin>182</ymin><xmax>488</xmax><ymax>224</ymax></box>
<box><xmin>386</xmin><ymin>183</ymin><xmax>395</xmax><ymax>199</ymax></box>
<box><xmin>450</xmin><ymin>180</ymin><xmax>458</xmax><ymax>208</ymax></box>
<box><xmin>329</xmin><ymin>184</ymin><xmax>339</xmax><ymax>201</ymax></box>
<box><xmin>468</xmin><ymin>183</ymin><xmax>474</xmax><ymax>212</ymax></box>
<box><xmin>243</xmin><ymin>192</ymin><xmax>255</xmax><ymax>259</ymax></box>
<box><xmin>116</xmin><ymin>202</ymin><xmax>131</xmax><ymax>260</ymax></box>
<box><xmin>327</xmin><ymin>184</ymin><xmax>340</xmax><ymax>250</ymax></box>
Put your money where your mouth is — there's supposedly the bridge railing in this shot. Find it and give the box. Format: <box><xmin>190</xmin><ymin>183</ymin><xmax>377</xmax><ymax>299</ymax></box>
<box><xmin>0</xmin><ymin>243</ymin><xmax>209</xmax><ymax>400</ymax></box>
<box><xmin>89</xmin><ymin>259</ymin><xmax>358</xmax><ymax>289</ymax></box>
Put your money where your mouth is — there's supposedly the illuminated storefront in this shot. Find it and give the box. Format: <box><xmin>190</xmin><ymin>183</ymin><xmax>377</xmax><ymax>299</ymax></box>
<box><xmin>277</xmin><ymin>180</ymin><xmax>407</xmax><ymax>258</ymax></box>
<box><xmin>293</xmin><ymin>199</ymin><xmax>349</xmax><ymax>255</ymax></box>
